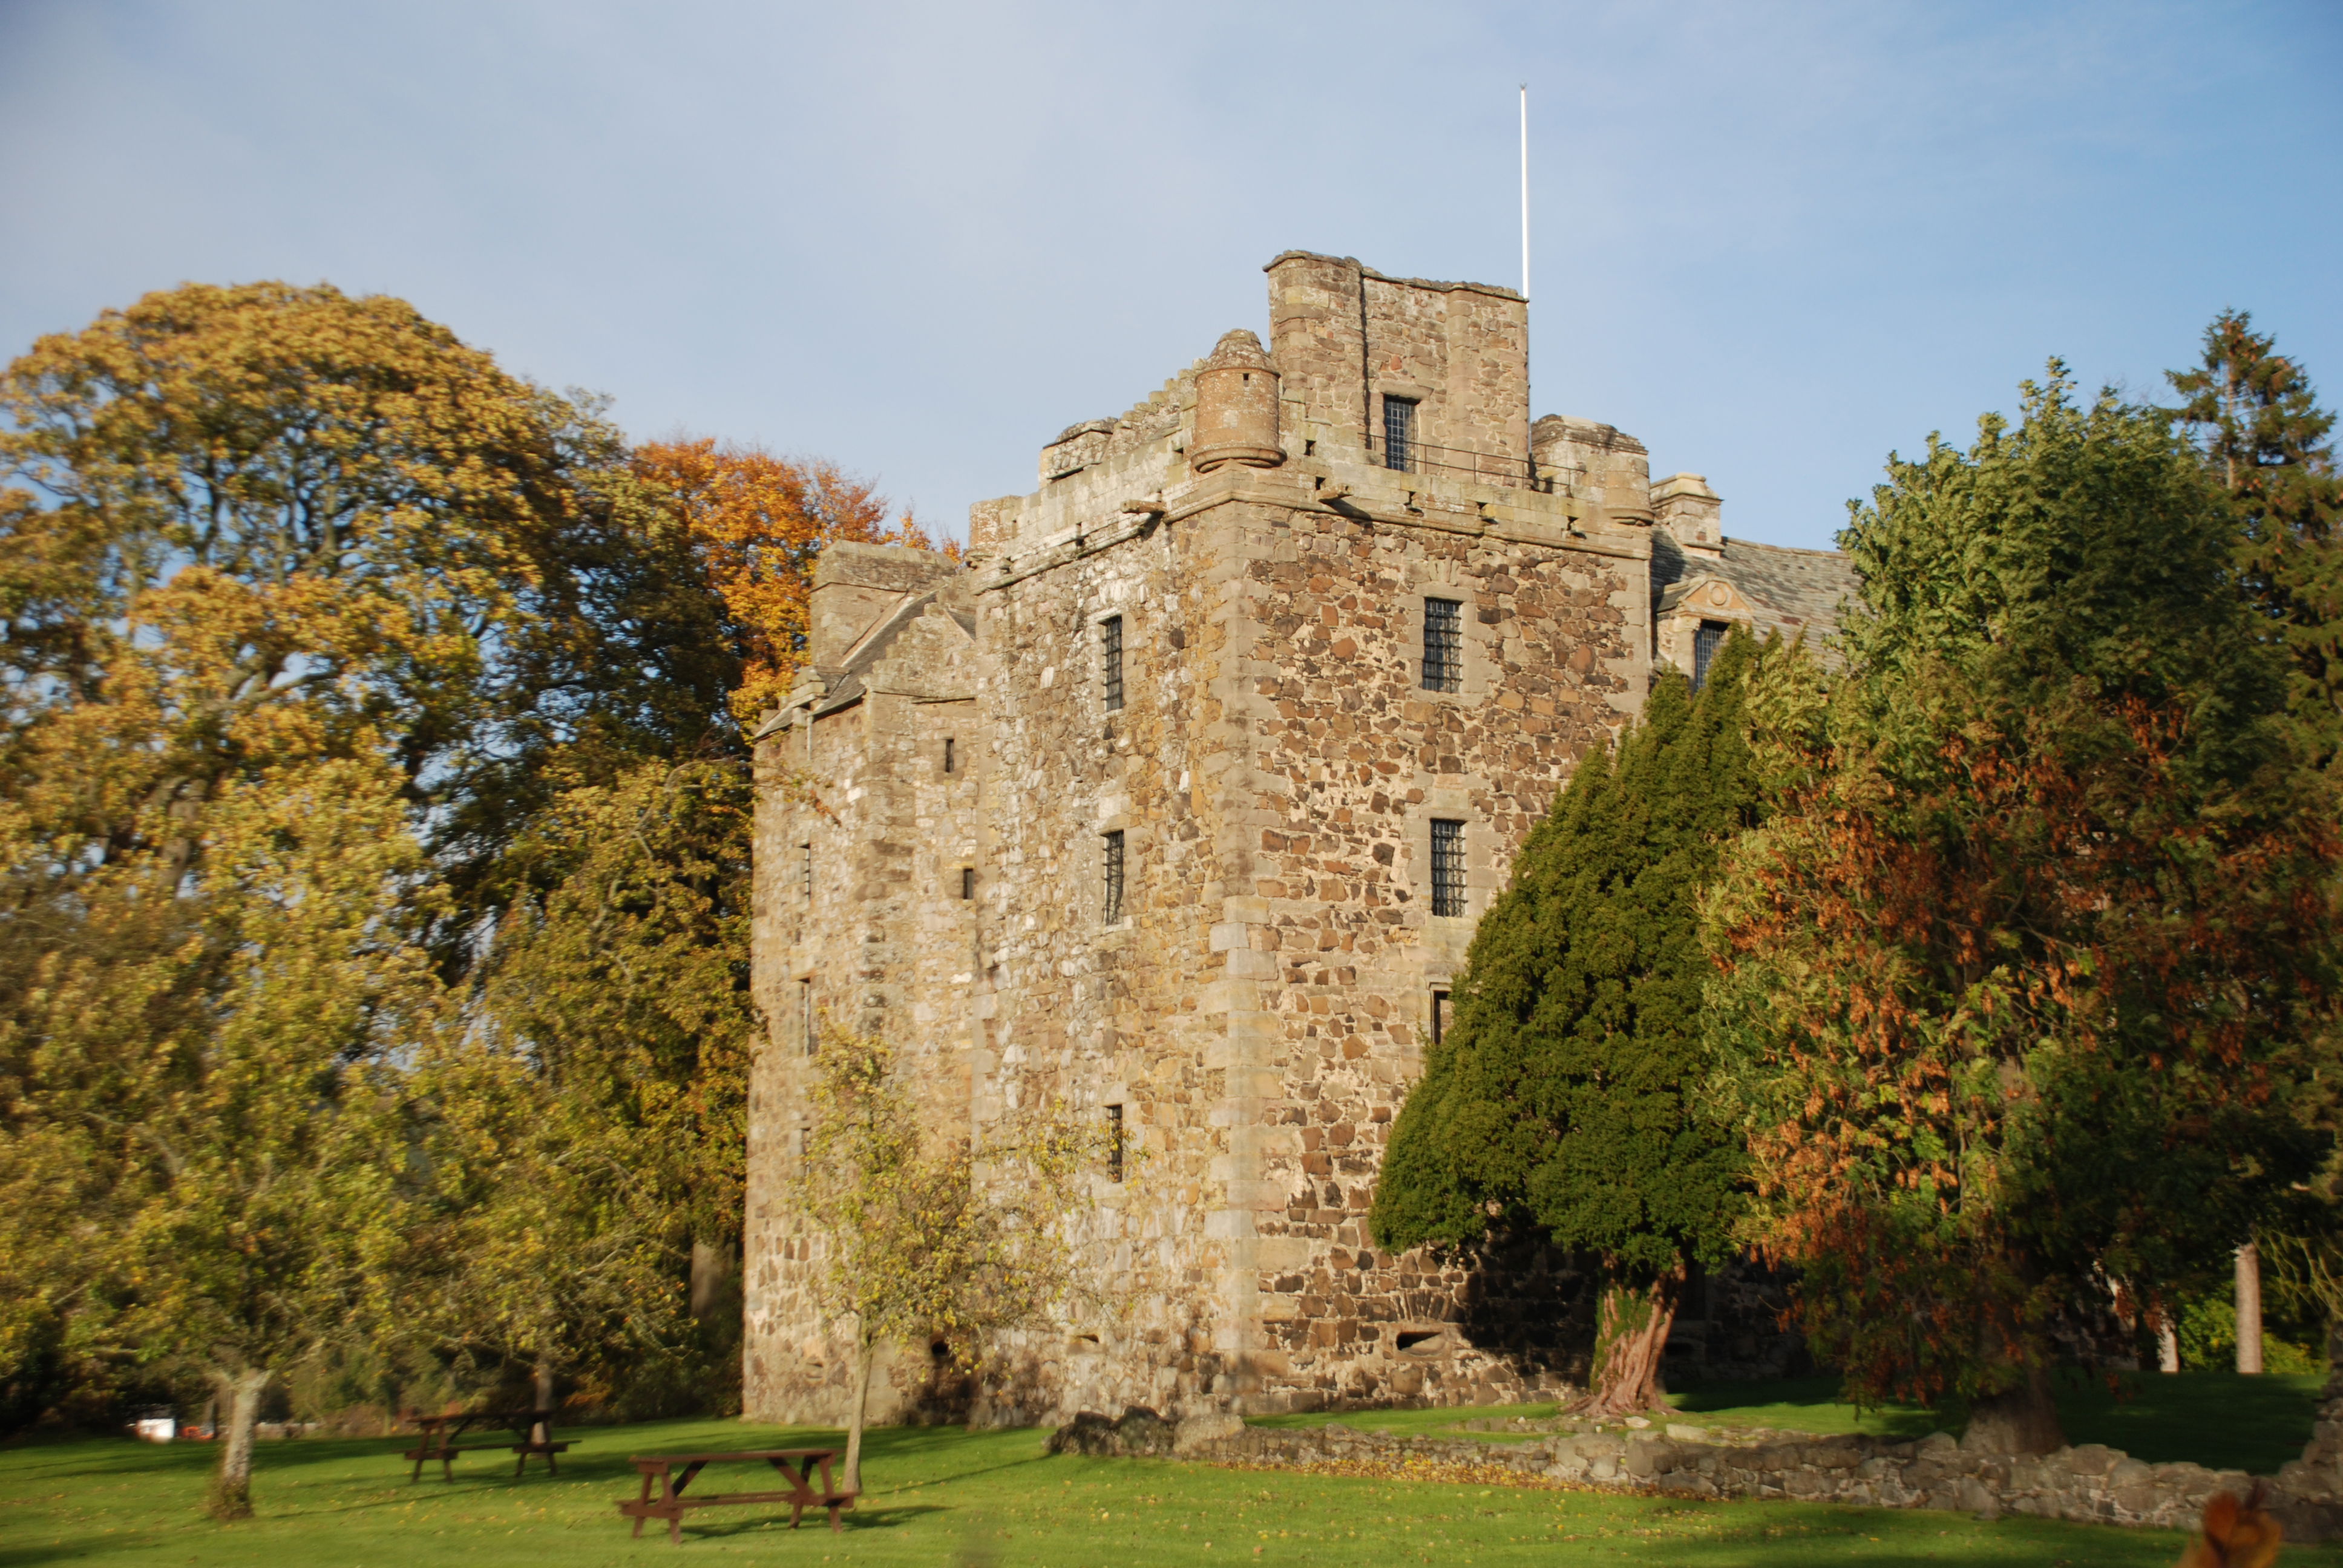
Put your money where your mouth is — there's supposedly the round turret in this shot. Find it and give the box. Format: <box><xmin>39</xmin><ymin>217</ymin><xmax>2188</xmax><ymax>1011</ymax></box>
<box><xmin>1189</xmin><ymin>329</ymin><xmax>1283</xmax><ymax>473</ymax></box>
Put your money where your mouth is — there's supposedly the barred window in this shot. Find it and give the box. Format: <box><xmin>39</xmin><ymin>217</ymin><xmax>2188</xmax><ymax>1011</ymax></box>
<box><xmin>1430</xmin><ymin>818</ymin><xmax>1466</xmax><ymax>918</ymax></box>
<box><xmin>1693</xmin><ymin>619</ymin><xmax>1729</xmax><ymax>690</ymax></box>
<box><xmin>960</xmin><ymin>866</ymin><xmax>975</xmax><ymax>901</ymax></box>
<box><xmin>1423</xmin><ymin>597</ymin><xmax>1463</xmax><ymax>693</ymax></box>
<box><xmin>1100</xmin><ymin>615</ymin><xmax>1125</xmax><ymax>711</ymax></box>
<box><xmin>1103</xmin><ymin>829</ymin><xmax>1126</xmax><ymax>924</ymax></box>
<box><xmin>1106</xmin><ymin>1104</ymin><xmax>1125</xmax><ymax>1182</ymax></box>
<box><xmin>799</xmin><ymin>841</ymin><xmax>813</xmax><ymax>903</ymax></box>
<box><xmin>1383</xmin><ymin>396</ymin><xmax>1418</xmax><ymax>473</ymax></box>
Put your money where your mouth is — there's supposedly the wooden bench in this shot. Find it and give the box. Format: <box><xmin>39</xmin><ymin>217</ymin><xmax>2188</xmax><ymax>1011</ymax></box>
<box><xmin>401</xmin><ymin>1408</ymin><xmax>570</xmax><ymax>1481</ymax></box>
<box><xmin>617</xmin><ymin>1449</ymin><xmax>855</xmax><ymax>1544</ymax></box>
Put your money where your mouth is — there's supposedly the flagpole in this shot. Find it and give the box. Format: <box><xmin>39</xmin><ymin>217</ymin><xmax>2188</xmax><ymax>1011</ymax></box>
<box><xmin>1519</xmin><ymin>83</ymin><xmax>1530</xmax><ymax>301</ymax></box>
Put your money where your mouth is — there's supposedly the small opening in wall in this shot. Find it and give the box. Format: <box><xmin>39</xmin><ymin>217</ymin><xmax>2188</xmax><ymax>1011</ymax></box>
<box><xmin>1074</xmin><ymin>1333</ymin><xmax>1101</xmax><ymax>1345</ymax></box>
<box><xmin>944</xmin><ymin>736</ymin><xmax>956</xmax><ymax>773</ymax></box>
<box><xmin>930</xmin><ymin>1341</ymin><xmax>949</xmax><ymax>1359</ymax></box>
<box><xmin>1693</xmin><ymin>620</ymin><xmax>1729</xmax><ymax>690</ymax></box>
<box><xmin>1395</xmin><ymin>1330</ymin><xmax>1444</xmax><ymax>1352</ymax></box>
<box><xmin>1305</xmin><ymin>439</ymin><xmax>1316</xmax><ymax>456</ymax></box>
<box><xmin>1106</xmin><ymin>1103</ymin><xmax>1125</xmax><ymax>1181</ymax></box>
<box><xmin>1431</xmin><ymin>989</ymin><xmax>1451</xmax><ymax>1046</ymax></box>
<box><xmin>960</xmin><ymin>866</ymin><xmax>975</xmax><ymax>900</ymax></box>
<box><xmin>1430</xmin><ymin>818</ymin><xmax>1466</xmax><ymax>918</ymax></box>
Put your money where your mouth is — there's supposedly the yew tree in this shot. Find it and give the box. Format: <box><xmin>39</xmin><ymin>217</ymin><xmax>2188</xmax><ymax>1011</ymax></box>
<box><xmin>1371</xmin><ymin>638</ymin><xmax>1760</xmax><ymax>1414</ymax></box>
<box><xmin>1706</xmin><ymin>368</ymin><xmax>2338</xmax><ymax>1454</ymax></box>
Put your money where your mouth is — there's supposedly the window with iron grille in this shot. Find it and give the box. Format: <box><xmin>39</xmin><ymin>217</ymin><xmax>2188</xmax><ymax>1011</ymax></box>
<box><xmin>1430</xmin><ymin>818</ymin><xmax>1466</xmax><ymax>917</ymax></box>
<box><xmin>1106</xmin><ymin>1104</ymin><xmax>1125</xmax><ymax>1182</ymax></box>
<box><xmin>799</xmin><ymin>841</ymin><xmax>813</xmax><ymax>903</ymax></box>
<box><xmin>1100</xmin><ymin>615</ymin><xmax>1124</xmax><ymax>711</ymax></box>
<box><xmin>1693</xmin><ymin>619</ymin><xmax>1729</xmax><ymax>690</ymax></box>
<box><xmin>960</xmin><ymin>866</ymin><xmax>975</xmax><ymax>900</ymax></box>
<box><xmin>1103</xmin><ymin>829</ymin><xmax>1126</xmax><ymax>924</ymax></box>
<box><xmin>1383</xmin><ymin>396</ymin><xmax>1418</xmax><ymax>473</ymax></box>
<box><xmin>1423</xmin><ymin>597</ymin><xmax>1463</xmax><ymax>692</ymax></box>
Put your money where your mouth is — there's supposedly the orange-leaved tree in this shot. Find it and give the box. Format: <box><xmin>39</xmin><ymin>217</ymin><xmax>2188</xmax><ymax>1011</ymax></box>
<box><xmin>633</xmin><ymin>439</ymin><xmax>956</xmax><ymax>725</ymax></box>
<box><xmin>1705</xmin><ymin>370</ymin><xmax>2339</xmax><ymax>1455</ymax></box>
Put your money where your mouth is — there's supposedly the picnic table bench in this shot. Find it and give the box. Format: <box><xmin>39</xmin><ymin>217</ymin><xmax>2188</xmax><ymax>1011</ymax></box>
<box><xmin>617</xmin><ymin>1449</ymin><xmax>855</xmax><ymax>1544</ymax></box>
<box><xmin>402</xmin><ymin>1406</ymin><xmax>569</xmax><ymax>1481</ymax></box>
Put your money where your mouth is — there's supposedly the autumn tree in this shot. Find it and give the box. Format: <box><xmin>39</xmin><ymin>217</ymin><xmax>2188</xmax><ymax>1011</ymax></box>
<box><xmin>0</xmin><ymin>759</ymin><xmax>446</xmax><ymax>1517</ymax></box>
<box><xmin>415</xmin><ymin>757</ymin><xmax>759</xmax><ymax>1409</ymax></box>
<box><xmin>801</xmin><ymin>1027</ymin><xmax>1104</xmax><ymax>1494</ymax></box>
<box><xmin>1706</xmin><ymin>368</ymin><xmax>2337</xmax><ymax>1455</ymax></box>
<box><xmin>1372</xmin><ymin>638</ymin><xmax>1760</xmax><ymax>1414</ymax></box>
<box><xmin>632</xmin><ymin>438</ymin><xmax>952</xmax><ymax>725</ymax></box>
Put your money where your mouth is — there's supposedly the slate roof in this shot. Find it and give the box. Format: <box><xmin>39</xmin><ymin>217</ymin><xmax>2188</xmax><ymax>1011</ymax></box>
<box><xmin>1653</xmin><ymin>530</ymin><xmax>1860</xmax><ymax>648</ymax></box>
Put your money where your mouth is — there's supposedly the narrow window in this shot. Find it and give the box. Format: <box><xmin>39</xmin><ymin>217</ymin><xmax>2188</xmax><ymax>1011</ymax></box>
<box><xmin>944</xmin><ymin>736</ymin><xmax>956</xmax><ymax>774</ymax></box>
<box><xmin>799</xmin><ymin>841</ymin><xmax>813</xmax><ymax>903</ymax></box>
<box><xmin>1430</xmin><ymin>818</ymin><xmax>1466</xmax><ymax>918</ymax></box>
<box><xmin>1430</xmin><ymin>988</ymin><xmax>1451</xmax><ymax>1046</ymax></box>
<box><xmin>1106</xmin><ymin>1104</ymin><xmax>1125</xmax><ymax>1182</ymax></box>
<box><xmin>1382</xmin><ymin>396</ymin><xmax>1418</xmax><ymax>472</ymax></box>
<box><xmin>1100</xmin><ymin>615</ymin><xmax>1125</xmax><ymax>711</ymax></box>
<box><xmin>1693</xmin><ymin>619</ymin><xmax>1729</xmax><ymax>690</ymax></box>
<box><xmin>799</xmin><ymin>979</ymin><xmax>814</xmax><ymax>1056</ymax></box>
<box><xmin>1102</xmin><ymin>829</ymin><xmax>1126</xmax><ymax>924</ymax></box>
<box><xmin>1422</xmin><ymin>597</ymin><xmax>1463</xmax><ymax>693</ymax></box>
<box><xmin>960</xmin><ymin>866</ymin><xmax>975</xmax><ymax>901</ymax></box>
<box><xmin>793</xmin><ymin>1124</ymin><xmax>810</xmax><ymax>1158</ymax></box>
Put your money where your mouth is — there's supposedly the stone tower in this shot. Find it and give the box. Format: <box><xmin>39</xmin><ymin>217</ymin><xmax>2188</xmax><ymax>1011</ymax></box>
<box><xmin>741</xmin><ymin>251</ymin><xmax>1847</xmax><ymax>1425</ymax></box>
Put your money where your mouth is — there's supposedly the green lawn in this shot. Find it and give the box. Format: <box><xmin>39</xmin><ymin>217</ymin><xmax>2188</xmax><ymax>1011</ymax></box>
<box><xmin>1253</xmin><ymin>1370</ymin><xmax>2327</xmax><ymax>1475</ymax></box>
<box><xmin>4</xmin><ymin>1413</ymin><xmax>2335</xmax><ymax>1567</ymax></box>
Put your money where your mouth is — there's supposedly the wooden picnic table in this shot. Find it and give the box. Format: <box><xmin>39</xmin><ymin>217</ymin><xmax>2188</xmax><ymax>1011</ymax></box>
<box><xmin>617</xmin><ymin>1449</ymin><xmax>855</xmax><ymax>1544</ymax></box>
<box><xmin>401</xmin><ymin>1406</ymin><xmax>569</xmax><ymax>1481</ymax></box>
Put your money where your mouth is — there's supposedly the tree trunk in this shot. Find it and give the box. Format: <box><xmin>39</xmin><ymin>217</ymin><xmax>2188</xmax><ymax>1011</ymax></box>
<box><xmin>206</xmin><ymin>1367</ymin><xmax>270</xmax><ymax>1520</ymax></box>
<box><xmin>531</xmin><ymin>1362</ymin><xmax>559</xmax><ymax>1448</ymax></box>
<box><xmin>689</xmin><ymin>1239</ymin><xmax>735</xmax><ymax>1328</ymax></box>
<box><xmin>1961</xmin><ymin>1363</ymin><xmax>2065</xmax><ymax>1455</ymax></box>
<box><xmin>2236</xmin><ymin>1240</ymin><xmax>2265</xmax><ymax>1375</ymax></box>
<box><xmin>843</xmin><ymin>1336</ymin><xmax>876</xmax><ymax>1495</ymax></box>
<box><xmin>1574</xmin><ymin>1267</ymin><xmax>1681</xmax><ymax>1418</ymax></box>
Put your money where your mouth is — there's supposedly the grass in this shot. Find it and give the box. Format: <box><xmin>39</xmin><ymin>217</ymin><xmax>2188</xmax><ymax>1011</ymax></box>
<box><xmin>4</xmin><ymin>1413</ymin><xmax>2339</xmax><ymax>1567</ymax></box>
<box><xmin>1251</xmin><ymin>1371</ymin><xmax>2327</xmax><ymax>1475</ymax></box>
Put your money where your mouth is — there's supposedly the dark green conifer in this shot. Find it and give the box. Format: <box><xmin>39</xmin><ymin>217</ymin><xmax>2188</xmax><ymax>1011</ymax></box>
<box><xmin>2170</xmin><ymin>311</ymin><xmax>2343</xmax><ymax>769</ymax></box>
<box><xmin>1371</xmin><ymin>634</ymin><xmax>1759</xmax><ymax>1414</ymax></box>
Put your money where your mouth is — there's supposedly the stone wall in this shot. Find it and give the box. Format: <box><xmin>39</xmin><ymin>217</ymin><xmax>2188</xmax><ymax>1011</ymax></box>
<box><xmin>1061</xmin><ymin>1399</ymin><xmax>2343</xmax><ymax>1542</ymax></box>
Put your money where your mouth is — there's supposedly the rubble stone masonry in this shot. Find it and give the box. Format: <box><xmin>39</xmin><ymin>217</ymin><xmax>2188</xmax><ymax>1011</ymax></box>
<box><xmin>744</xmin><ymin>251</ymin><xmax>1786</xmax><ymax>1428</ymax></box>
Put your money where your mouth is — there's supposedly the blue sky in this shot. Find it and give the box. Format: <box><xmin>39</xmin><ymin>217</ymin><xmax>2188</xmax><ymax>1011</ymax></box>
<box><xmin>2</xmin><ymin>1</ymin><xmax>2336</xmax><ymax>550</ymax></box>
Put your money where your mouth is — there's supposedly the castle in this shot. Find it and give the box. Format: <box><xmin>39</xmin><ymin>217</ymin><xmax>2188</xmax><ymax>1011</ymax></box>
<box><xmin>741</xmin><ymin>250</ymin><xmax>1854</xmax><ymax>1425</ymax></box>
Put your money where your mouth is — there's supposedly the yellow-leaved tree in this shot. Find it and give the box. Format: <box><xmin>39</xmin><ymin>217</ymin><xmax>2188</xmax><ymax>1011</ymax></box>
<box><xmin>803</xmin><ymin>1028</ymin><xmax>1109</xmax><ymax>1494</ymax></box>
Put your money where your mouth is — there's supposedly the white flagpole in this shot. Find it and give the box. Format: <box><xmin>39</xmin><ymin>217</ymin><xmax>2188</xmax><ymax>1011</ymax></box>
<box><xmin>1519</xmin><ymin>83</ymin><xmax>1530</xmax><ymax>301</ymax></box>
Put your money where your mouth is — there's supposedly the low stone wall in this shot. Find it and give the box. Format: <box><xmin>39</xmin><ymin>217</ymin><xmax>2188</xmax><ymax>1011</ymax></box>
<box><xmin>1054</xmin><ymin>1403</ymin><xmax>2343</xmax><ymax>1541</ymax></box>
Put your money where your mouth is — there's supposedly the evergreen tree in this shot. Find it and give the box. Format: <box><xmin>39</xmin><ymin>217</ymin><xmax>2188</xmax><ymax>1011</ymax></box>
<box><xmin>2169</xmin><ymin>310</ymin><xmax>2343</xmax><ymax>769</ymax></box>
<box><xmin>1371</xmin><ymin>636</ymin><xmax>1760</xmax><ymax>1415</ymax></box>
